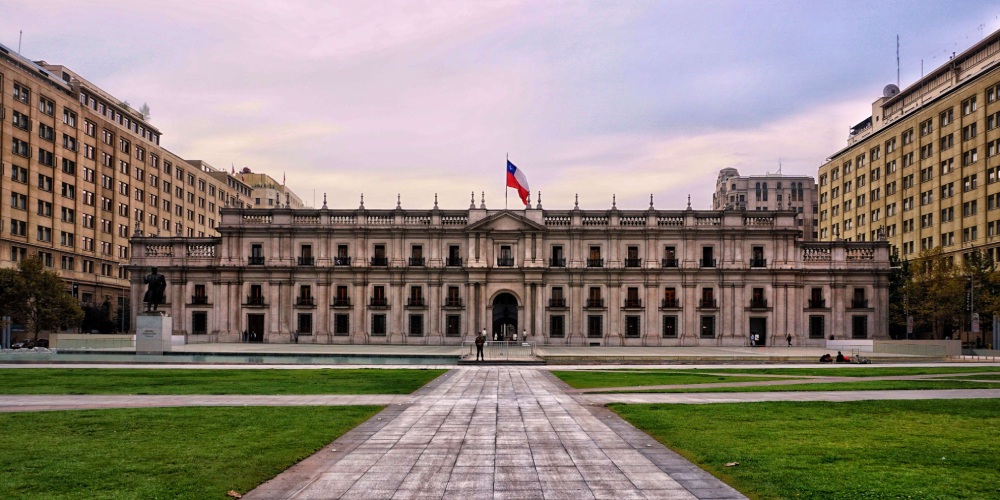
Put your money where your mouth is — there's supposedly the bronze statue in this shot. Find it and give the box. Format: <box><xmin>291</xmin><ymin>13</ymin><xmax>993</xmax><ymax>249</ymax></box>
<box><xmin>143</xmin><ymin>267</ymin><xmax>167</xmax><ymax>312</ymax></box>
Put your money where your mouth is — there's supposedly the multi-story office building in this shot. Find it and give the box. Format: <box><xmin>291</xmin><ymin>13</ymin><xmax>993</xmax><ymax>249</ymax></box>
<box><xmin>0</xmin><ymin>43</ymin><xmax>255</xmax><ymax>311</ymax></box>
<box><xmin>817</xmin><ymin>28</ymin><xmax>1000</xmax><ymax>263</ymax></box>
<box><xmin>129</xmin><ymin>201</ymin><xmax>889</xmax><ymax>345</ymax></box>
<box><xmin>238</xmin><ymin>169</ymin><xmax>305</xmax><ymax>209</ymax></box>
<box><xmin>712</xmin><ymin>168</ymin><xmax>818</xmax><ymax>239</ymax></box>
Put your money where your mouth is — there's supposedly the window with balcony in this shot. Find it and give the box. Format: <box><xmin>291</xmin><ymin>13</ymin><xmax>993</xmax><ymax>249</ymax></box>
<box><xmin>586</xmin><ymin>287</ymin><xmax>604</xmax><ymax>308</ymax></box>
<box><xmin>409</xmin><ymin>245</ymin><xmax>425</xmax><ymax>266</ymax></box>
<box><xmin>661</xmin><ymin>287</ymin><xmax>678</xmax><ymax>308</ymax></box>
<box><xmin>192</xmin><ymin>284</ymin><xmax>208</xmax><ymax>305</ymax></box>
<box><xmin>550</xmin><ymin>287</ymin><xmax>566</xmax><ymax>308</ymax></box>
<box><xmin>447</xmin><ymin>245</ymin><xmax>462</xmax><ymax>267</ymax></box>
<box><xmin>808</xmin><ymin>288</ymin><xmax>825</xmax><ymax>309</ymax></box>
<box><xmin>587</xmin><ymin>246</ymin><xmax>603</xmax><ymax>268</ymax></box>
<box><xmin>371</xmin><ymin>244</ymin><xmax>387</xmax><ymax>266</ymax></box>
<box><xmin>662</xmin><ymin>246</ymin><xmax>678</xmax><ymax>268</ymax></box>
<box><xmin>749</xmin><ymin>288</ymin><xmax>767</xmax><ymax>309</ymax></box>
<box><xmin>333</xmin><ymin>285</ymin><xmax>351</xmax><ymax>307</ymax></box>
<box><xmin>297</xmin><ymin>285</ymin><xmax>315</xmax><ymax>306</ymax></box>
<box><xmin>624</xmin><ymin>287</ymin><xmax>642</xmax><ymax>309</ymax></box>
<box><xmin>298</xmin><ymin>244</ymin><xmax>314</xmax><ymax>266</ymax></box>
<box><xmin>407</xmin><ymin>286</ymin><xmax>424</xmax><ymax>307</ymax></box>
<box><xmin>587</xmin><ymin>315</ymin><xmax>602</xmax><ymax>338</ymax></box>
<box><xmin>700</xmin><ymin>288</ymin><xmax>717</xmax><ymax>308</ymax></box>
<box><xmin>750</xmin><ymin>246</ymin><xmax>766</xmax><ymax>267</ymax></box>
<box><xmin>625</xmin><ymin>246</ymin><xmax>641</xmax><ymax>268</ymax></box>
<box><xmin>497</xmin><ymin>245</ymin><xmax>514</xmax><ymax>266</ymax></box>
<box><xmin>370</xmin><ymin>285</ymin><xmax>388</xmax><ymax>308</ymax></box>
<box><xmin>701</xmin><ymin>247</ymin><xmax>716</xmax><ymax>267</ymax></box>
<box><xmin>444</xmin><ymin>286</ymin><xmax>462</xmax><ymax>308</ymax></box>
<box><xmin>249</xmin><ymin>244</ymin><xmax>264</xmax><ymax>265</ymax></box>
<box><xmin>335</xmin><ymin>244</ymin><xmax>351</xmax><ymax>266</ymax></box>
<box><xmin>662</xmin><ymin>316</ymin><xmax>677</xmax><ymax>338</ymax></box>
<box><xmin>550</xmin><ymin>245</ymin><xmax>565</xmax><ymax>267</ymax></box>
<box><xmin>851</xmin><ymin>288</ymin><xmax>868</xmax><ymax>308</ymax></box>
<box><xmin>247</xmin><ymin>284</ymin><xmax>264</xmax><ymax>306</ymax></box>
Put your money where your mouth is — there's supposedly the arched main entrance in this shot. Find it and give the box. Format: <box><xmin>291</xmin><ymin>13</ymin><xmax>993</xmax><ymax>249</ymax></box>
<box><xmin>492</xmin><ymin>292</ymin><xmax>518</xmax><ymax>341</ymax></box>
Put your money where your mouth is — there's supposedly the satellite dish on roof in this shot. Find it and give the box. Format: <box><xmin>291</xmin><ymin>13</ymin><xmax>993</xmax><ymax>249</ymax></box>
<box><xmin>883</xmin><ymin>84</ymin><xmax>900</xmax><ymax>98</ymax></box>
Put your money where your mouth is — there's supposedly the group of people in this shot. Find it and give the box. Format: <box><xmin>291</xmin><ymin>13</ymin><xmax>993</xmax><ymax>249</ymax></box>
<box><xmin>819</xmin><ymin>351</ymin><xmax>851</xmax><ymax>363</ymax></box>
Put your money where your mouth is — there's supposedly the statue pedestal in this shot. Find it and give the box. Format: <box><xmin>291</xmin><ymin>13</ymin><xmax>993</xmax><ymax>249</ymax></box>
<box><xmin>136</xmin><ymin>312</ymin><xmax>172</xmax><ymax>355</ymax></box>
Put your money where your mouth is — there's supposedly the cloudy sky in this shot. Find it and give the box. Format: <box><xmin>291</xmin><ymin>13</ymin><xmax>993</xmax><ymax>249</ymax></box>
<box><xmin>2</xmin><ymin>1</ymin><xmax>999</xmax><ymax>210</ymax></box>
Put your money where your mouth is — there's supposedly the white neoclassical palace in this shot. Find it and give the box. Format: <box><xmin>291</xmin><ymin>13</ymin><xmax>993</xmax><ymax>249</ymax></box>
<box><xmin>128</xmin><ymin>198</ymin><xmax>891</xmax><ymax>346</ymax></box>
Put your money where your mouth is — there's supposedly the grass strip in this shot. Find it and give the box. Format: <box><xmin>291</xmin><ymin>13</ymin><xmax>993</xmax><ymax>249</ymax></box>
<box><xmin>612</xmin><ymin>399</ymin><xmax>1000</xmax><ymax>499</ymax></box>
<box><xmin>0</xmin><ymin>406</ymin><xmax>382</xmax><ymax>499</ymax></box>
<box><xmin>551</xmin><ymin>370</ymin><xmax>798</xmax><ymax>389</ymax></box>
<box><xmin>0</xmin><ymin>368</ymin><xmax>445</xmax><ymax>395</ymax></box>
<box><xmin>590</xmin><ymin>379</ymin><xmax>1000</xmax><ymax>393</ymax></box>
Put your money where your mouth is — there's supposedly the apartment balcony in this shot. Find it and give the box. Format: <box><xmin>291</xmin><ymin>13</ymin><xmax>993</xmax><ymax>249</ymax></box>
<box><xmin>700</xmin><ymin>258</ymin><xmax>717</xmax><ymax>268</ymax></box>
<box><xmin>698</xmin><ymin>298</ymin><xmax>718</xmax><ymax>309</ymax></box>
<box><xmin>369</xmin><ymin>297</ymin><xmax>389</xmax><ymax>309</ymax></box>
<box><xmin>297</xmin><ymin>256</ymin><xmax>315</xmax><ymax>266</ymax></box>
<box><xmin>370</xmin><ymin>256</ymin><xmax>388</xmax><ymax>267</ymax></box>
<box><xmin>549</xmin><ymin>257</ymin><xmax>566</xmax><ymax>268</ymax></box>
<box><xmin>245</xmin><ymin>295</ymin><xmax>266</xmax><ymax>307</ymax></box>
<box><xmin>446</xmin><ymin>257</ymin><xmax>463</xmax><ymax>267</ymax></box>
<box><xmin>406</xmin><ymin>297</ymin><xmax>426</xmax><ymax>308</ymax></box>
<box><xmin>191</xmin><ymin>295</ymin><xmax>209</xmax><ymax>305</ymax></box>
<box><xmin>443</xmin><ymin>297</ymin><xmax>464</xmax><ymax>308</ymax></box>
<box><xmin>661</xmin><ymin>258</ymin><xmax>679</xmax><ymax>268</ymax></box>
<box><xmin>660</xmin><ymin>298</ymin><xmax>680</xmax><ymax>309</ymax></box>
<box><xmin>295</xmin><ymin>296</ymin><xmax>316</xmax><ymax>307</ymax></box>
<box><xmin>497</xmin><ymin>257</ymin><xmax>514</xmax><ymax>267</ymax></box>
<box><xmin>807</xmin><ymin>298</ymin><xmax>827</xmax><ymax>309</ymax></box>
<box><xmin>748</xmin><ymin>298</ymin><xmax>769</xmax><ymax>310</ymax></box>
<box><xmin>548</xmin><ymin>298</ymin><xmax>567</xmax><ymax>309</ymax></box>
<box><xmin>331</xmin><ymin>297</ymin><xmax>352</xmax><ymax>308</ymax></box>
<box><xmin>624</xmin><ymin>258</ymin><xmax>642</xmax><ymax>268</ymax></box>
<box><xmin>623</xmin><ymin>299</ymin><xmax>643</xmax><ymax>310</ymax></box>
<box><xmin>248</xmin><ymin>256</ymin><xmax>265</xmax><ymax>266</ymax></box>
<box><xmin>850</xmin><ymin>298</ymin><xmax>870</xmax><ymax>309</ymax></box>
<box><xmin>586</xmin><ymin>258</ymin><xmax>604</xmax><ymax>268</ymax></box>
<box><xmin>585</xmin><ymin>298</ymin><xmax>605</xmax><ymax>309</ymax></box>
<box><xmin>749</xmin><ymin>258</ymin><xmax>767</xmax><ymax>268</ymax></box>
<box><xmin>408</xmin><ymin>257</ymin><xmax>425</xmax><ymax>267</ymax></box>
<box><xmin>334</xmin><ymin>256</ymin><xmax>352</xmax><ymax>266</ymax></box>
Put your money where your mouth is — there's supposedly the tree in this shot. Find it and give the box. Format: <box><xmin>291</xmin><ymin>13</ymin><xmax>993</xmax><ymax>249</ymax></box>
<box><xmin>5</xmin><ymin>256</ymin><xmax>84</xmax><ymax>339</ymax></box>
<box><xmin>140</xmin><ymin>102</ymin><xmax>150</xmax><ymax>120</ymax></box>
<box><xmin>906</xmin><ymin>247</ymin><xmax>965</xmax><ymax>339</ymax></box>
<box><xmin>887</xmin><ymin>250</ymin><xmax>910</xmax><ymax>339</ymax></box>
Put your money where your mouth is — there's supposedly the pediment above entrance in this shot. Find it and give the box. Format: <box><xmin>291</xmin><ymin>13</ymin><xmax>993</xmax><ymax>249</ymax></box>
<box><xmin>466</xmin><ymin>211</ymin><xmax>545</xmax><ymax>232</ymax></box>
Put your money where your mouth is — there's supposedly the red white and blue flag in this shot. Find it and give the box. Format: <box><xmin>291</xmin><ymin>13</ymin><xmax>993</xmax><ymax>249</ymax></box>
<box><xmin>506</xmin><ymin>160</ymin><xmax>530</xmax><ymax>206</ymax></box>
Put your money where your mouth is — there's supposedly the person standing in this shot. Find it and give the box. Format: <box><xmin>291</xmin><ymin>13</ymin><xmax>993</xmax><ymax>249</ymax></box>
<box><xmin>475</xmin><ymin>331</ymin><xmax>486</xmax><ymax>361</ymax></box>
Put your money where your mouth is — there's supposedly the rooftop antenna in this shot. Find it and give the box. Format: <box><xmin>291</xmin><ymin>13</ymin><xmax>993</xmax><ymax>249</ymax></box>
<box><xmin>18</xmin><ymin>30</ymin><xmax>22</xmax><ymax>54</ymax></box>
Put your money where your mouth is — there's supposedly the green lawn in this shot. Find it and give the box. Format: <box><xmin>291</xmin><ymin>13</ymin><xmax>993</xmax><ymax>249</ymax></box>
<box><xmin>594</xmin><ymin>379</ymin><xmax>1000</xmax><ymax>393</ymax></box>
<box><xmin>551</xmin><ymin>370</ymin><xmax>798</xmax><ymax>389</ymax></box>
<box><xmin>0</xmin><ymin>406</ymin><xmax>382</xmax><ymax>499</ymax></box>
<box><xmin>612</xmin><ymin>399</ymin><xmax>1000</xmax><ymax>499</ymax></box>
<box><xmin>0</xmin><ymin>368</ymin><xmax>445</xmax><ymax>395</ymax></box>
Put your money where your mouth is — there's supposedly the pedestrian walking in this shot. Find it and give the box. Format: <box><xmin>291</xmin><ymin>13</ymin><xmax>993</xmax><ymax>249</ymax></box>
<box><xmin>786</xmin><ymin>334</ymin><xmax>792</xmax><ymax>347</ymax></box>
<box><xmin>475</xmin><ymin>331</ymin><xmax>486</xmax><ymax>361</ymax></box>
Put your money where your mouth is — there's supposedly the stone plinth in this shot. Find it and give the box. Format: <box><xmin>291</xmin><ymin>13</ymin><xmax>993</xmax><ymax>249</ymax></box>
<box><xmin>136</xmin><ymin>313</ymin><xmax>172</xmax><ymax>354</ymax></box>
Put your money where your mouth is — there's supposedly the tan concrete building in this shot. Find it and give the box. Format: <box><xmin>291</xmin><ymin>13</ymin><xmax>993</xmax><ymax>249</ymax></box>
<box><xmin>712</xmin><ymin>168</ymin><xmax>818</xmax><ymax>239</ymax></box>
<box><xmin>238</xmin><ymin>168</ymin><xmax>305</xmax><ymax>209</ymax></box>
<box><xmin>818</xmin><ymin>29</ymin><xmax>1000</xmax><ymax>264</ymax></box>
<box><xmin>0</xmin><ymin>42</ymin><xmax>253</xmax><ymax>313</ymax></box>
<box><xmin>128</xmin><ymin>200</ymin><xmax>890</xmax><ymax>346</ymax></box>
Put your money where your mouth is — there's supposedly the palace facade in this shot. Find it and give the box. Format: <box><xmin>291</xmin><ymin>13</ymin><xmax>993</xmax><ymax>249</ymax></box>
<box><xmin>128</xmin><ymin>200</ymin><xmax>890</xmax><ymax>345</ymax></box>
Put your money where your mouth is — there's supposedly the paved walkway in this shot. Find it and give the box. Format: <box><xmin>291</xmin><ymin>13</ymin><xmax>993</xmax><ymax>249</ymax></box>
<box><xmin>247</xmin><ymin>367</ymin><xmax>744</xmax><ymax>499</ymax></box>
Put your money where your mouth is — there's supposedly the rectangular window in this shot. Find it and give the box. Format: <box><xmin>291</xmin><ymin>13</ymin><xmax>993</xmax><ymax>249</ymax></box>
<box><xmin>192</xmin><ymin>312</ymin><xmax>208</xmax><ymax>335</ymax></box>
<box><xmin>852</xmin><ymin>316</ymin><xmax>868</xmax><ymax>339</ymax></box>
<box><xmin>372</xmin><ymin>314</ymin><xmax>387</xmax><ymax>336</ymax></box>
<box><xmin>587</xmin><ymin>315</ymin><xmax>602</xmax><ymax>338</ymax></box>
<box><xmin>700</xmin><ymin>316</ymin><xmax>716</xmax><ymax>338</ymax></box>
<box><xmin>334</xmin><ymin>314</ymin><xmax>350</xmax><ymax>336</ymax></box>
<box><xmin>445</xmin><ymin>315</ymin><xmax>461</xmax><ymax>337</ymax></box>
<box><xmin>809</xmin><ymin>316</ymin><xmax>825</xmax><ymax>339</ymax></box>
<box><xmin>662</xmin><ymin>316</ymin><xmax>677</xmax><ymax>338</ymax></box>
<box><xmin>297</xmin><ymin>313</ymin><xmax>313</xmax><ymax>335</ymax></box>
<box><xmin>625</xmin><ymin>316</ymin><xmax>640</xmax><ymax>338</ymax></box>
<box><xmin>409</xmin><ymin>314</ymin><xmax>424</xmax><ymax>336</ymax></box>
<box><xmin>549</xmin><ymin>315</ymin><xmax>565</xmax><ymax>338</ymax></box>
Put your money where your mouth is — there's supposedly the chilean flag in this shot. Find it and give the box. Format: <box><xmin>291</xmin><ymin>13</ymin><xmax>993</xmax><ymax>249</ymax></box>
<box><xmin>506</xmin><ymin>160</ymin><xmax>530</xmax><ymax>206</ymax></box>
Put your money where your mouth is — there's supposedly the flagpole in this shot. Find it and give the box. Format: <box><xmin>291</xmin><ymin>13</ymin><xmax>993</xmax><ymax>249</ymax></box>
<box><xmin>505</xmin><ymin>153</ymin><xmax>508</xmax><ymax>210</ymax></box>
